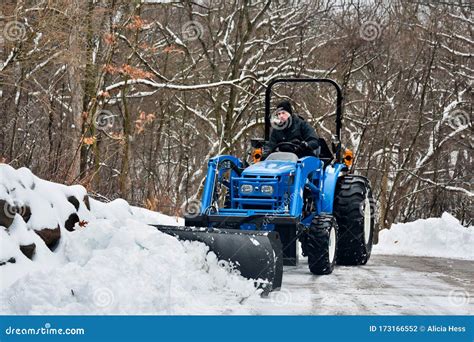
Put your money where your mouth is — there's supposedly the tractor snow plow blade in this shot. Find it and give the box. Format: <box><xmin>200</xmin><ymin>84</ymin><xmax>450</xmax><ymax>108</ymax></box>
<box><xmin>151</xmin><ymin>225</ymin><xmax>283</xmax><ymax>291</ymax></box>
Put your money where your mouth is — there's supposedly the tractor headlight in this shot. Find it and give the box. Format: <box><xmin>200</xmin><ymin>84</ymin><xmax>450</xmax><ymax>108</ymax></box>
<box><xmin>261</xmin><ymin>185</ymin><xmax>274</xmax><ymax>194</ymax></box>
<box><xmin>240</xmin><ymin>184</ymin><xmax>254</xmax><ymax>193</ymax></box>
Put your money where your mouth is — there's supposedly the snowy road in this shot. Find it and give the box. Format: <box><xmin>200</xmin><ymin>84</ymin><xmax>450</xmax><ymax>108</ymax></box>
<box><xmin>248</xmin><ymin>255</ymin><xmax>473</xmax><ymax>315</ymax></box>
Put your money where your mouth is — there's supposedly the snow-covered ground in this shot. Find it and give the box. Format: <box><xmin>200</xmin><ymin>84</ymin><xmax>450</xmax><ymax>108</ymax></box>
<box><xmin>257</xmin><ymin>255</ymin><xmax>473</xmax><ymax>315</ymax></box>
<box><xmin>1</xmin><ymin>165</ymin><xmax>472</xmax><ymax>314</ymax></box>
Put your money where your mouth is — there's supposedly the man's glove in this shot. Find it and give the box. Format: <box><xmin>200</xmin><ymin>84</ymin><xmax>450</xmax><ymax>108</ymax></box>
<box><xmin>295</xmin><ymin>140</ymin><xmax>309</xmax><ymax>154</ymax></box>
<box><xmin>291</xmin><ymin>139</ymin><xmax>301</xmax><ymax>145</ymax></box>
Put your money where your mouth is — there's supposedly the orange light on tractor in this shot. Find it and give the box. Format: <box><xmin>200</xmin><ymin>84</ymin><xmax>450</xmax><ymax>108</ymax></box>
<box><xmin>344</xmin><ymin>148</ymin><xmax>353</xmax><ymax>167</ymax></box>
<box><xmin>252</xmin><ymin>148</ymin><xmax>263</xmax><ymax>163</ymax></box>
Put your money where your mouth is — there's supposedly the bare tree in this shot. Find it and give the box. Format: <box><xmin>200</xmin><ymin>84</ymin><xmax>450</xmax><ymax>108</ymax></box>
<box><xmin>1</xmin><ymin>0</ymin><xmax>471</xmax><ymax>228</ymax></box>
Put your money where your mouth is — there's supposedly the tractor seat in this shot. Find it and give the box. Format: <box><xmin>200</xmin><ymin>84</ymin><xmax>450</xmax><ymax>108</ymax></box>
<box><xmin>266</xmin><ymin>152</ymin><xmax>299</xmax><ymax>162</ymax></box>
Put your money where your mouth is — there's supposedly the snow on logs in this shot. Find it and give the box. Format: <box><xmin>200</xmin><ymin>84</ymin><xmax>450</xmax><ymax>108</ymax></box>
<box><xmin>0</xmin><ymin>164</ymin><xmax>92</xmax><ymax>263</ymax></box>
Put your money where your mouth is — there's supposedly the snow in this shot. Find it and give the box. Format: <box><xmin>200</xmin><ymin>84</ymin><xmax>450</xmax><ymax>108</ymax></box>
<box><xmin>2</xmin><ymin>220</ymin><xmax>258</xmax><ymax>314</ymax></box>
<box><xmin>130</xmin><ymin>205</ymin><xmax>183</xmax><ymax>226</ymax></box>
<box><xmin>266</xmin><ymin>255</ymin><xmax>473</xmax><ymax>315</ymax></box>
<box><xmin>0</xmin><ymin>165</ymin><xmax>261</xmax><ymax>314</ymax></box>
<box><xmin>250</xmin><ymin>237</ymin><xmax>260</xmax><ymax>246</ymax></box>
<box><xmin>1</xmin><ymin>164</ymin><xmax>472</xmax><ymax>315</ymax></box>
<box><xmin>373</xmin><ymin>213</ymin><xmax>474</xmax><ymax>260</ymax></box>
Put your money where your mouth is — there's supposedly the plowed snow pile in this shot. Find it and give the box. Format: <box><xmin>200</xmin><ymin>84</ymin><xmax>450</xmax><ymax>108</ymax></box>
<box><xmin>0</xmin><ymin>165</ymin><xmax>259</xmax><ymax>314</ymax></box>
<box><xmin>373</xmin><ymin>213</ymin><xmax>473</xmax><ymax>260</ymax></box>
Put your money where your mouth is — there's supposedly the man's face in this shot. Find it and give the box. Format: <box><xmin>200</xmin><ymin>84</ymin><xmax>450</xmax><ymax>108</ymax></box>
<box><xmin>276</xmin><ymin>110</ymin><xmax>290</xmax><ymax>124</ymax></box>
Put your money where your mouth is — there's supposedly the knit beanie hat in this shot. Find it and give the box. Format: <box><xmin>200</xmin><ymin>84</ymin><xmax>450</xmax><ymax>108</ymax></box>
<box><xmin>276</xmin><ymin>100</ymin><xmax>293</xmax><ymax>115</ymax></box>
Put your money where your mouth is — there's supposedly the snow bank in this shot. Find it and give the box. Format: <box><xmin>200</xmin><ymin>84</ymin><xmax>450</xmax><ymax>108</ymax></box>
<box><xmin>373</xmin><ymin>213</ymin><xmax>474</xmax><ymax>260</ymax></box>
<box><xmin>0</xmin><ymin>165</ymin><xmax>260</xmax><ymax>314</ymax></box>
<box><xmin>3</xmin><ymin>163</ymin><xmax>471</xmax><ymax>315</ymax></box>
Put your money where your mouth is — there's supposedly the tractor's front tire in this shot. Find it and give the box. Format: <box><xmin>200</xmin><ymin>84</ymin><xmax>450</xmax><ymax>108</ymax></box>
<box><xmin>333</xmin><ymin>175</ymin><xmax>375</xmax><ymax>265</ymax></box>
<box><xmin>301</xmin><ymin>215</ymin><xmax>338</xmax><ymax>275</ymax></box>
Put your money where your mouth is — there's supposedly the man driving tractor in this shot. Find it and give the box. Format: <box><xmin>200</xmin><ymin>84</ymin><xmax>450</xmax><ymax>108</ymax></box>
<box><xmin>262</xmin><ymin>100</ymin><xmax>320</xmax><ymax>159</ymax></box>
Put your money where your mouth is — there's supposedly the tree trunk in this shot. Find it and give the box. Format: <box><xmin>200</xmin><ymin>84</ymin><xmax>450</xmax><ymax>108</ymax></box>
<box><xmin>67</xmin><ymin>0</ymin><xmax>85</xmax><ymax>184</ymax></box>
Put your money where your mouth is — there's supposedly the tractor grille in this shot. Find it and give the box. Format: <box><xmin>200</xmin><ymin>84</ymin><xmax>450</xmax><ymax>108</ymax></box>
<box><xmin>230</xmin><ymin>175</ymin><xmax>287</xmax><ymax>211</ymax></box>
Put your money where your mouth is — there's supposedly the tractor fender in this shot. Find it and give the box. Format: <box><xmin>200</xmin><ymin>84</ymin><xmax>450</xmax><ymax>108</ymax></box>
<box><xmin>319</xmin><ymin>163</ymin><xmax>347</xmax><ymax>214</ymax></box>
<box><xmin>289</xmin><ymin>157</ymin><xmax>322</xmax><ymax>217</ymax></box>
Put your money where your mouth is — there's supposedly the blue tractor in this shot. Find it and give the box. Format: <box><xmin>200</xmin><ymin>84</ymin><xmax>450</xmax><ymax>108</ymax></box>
<box><xmin>154</xmin><ymin>78</ymin><xmax>375</xmax><ymax>291</ymax></box>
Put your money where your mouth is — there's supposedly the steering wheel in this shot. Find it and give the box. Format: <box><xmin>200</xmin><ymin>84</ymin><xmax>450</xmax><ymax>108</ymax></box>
<box><xmin>271</xmin><ymin>141</ymin><xmax>300</xmax><ymax>153</ymax></box>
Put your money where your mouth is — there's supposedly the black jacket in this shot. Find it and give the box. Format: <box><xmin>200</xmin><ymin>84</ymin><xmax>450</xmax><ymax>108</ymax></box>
<box><xmin>264</xmin><ymin>115</ymin><xmax>319</xmax><ymax>157</ymax></box>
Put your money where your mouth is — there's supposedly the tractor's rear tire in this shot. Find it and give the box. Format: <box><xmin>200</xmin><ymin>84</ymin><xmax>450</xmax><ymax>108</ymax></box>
<box><xmin>333</xmin><ymin>175</ymin><xmax>375</xmax><ymax>265</ymax></box>
<box><xmin>301</xmin><ymin>215</ymin><xmax>338</xmax><ymax>275</ymax></box>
